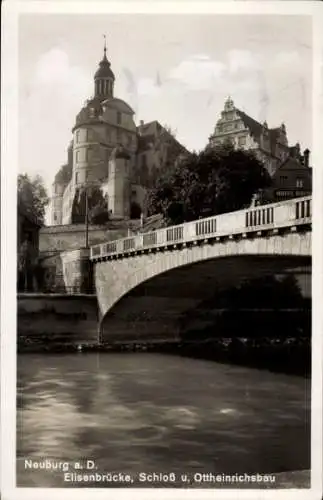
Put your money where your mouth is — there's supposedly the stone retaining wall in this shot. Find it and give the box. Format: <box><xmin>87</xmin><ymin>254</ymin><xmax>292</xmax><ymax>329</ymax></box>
<box><xmin>18</xmin><ymin>294</ymin><xmax>99</xmax><ymax>349</ymax></box>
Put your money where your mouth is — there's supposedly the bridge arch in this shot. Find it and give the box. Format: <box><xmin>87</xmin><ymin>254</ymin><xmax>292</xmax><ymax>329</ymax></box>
<box><xmin>95</xmin><ymin>235</ymin><xmax>311</xmax><ymax>342</ymax></box>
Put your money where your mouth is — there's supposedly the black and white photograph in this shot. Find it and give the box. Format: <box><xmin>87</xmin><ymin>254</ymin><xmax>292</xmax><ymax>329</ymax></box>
<box><xmin>1</xmin><ymin>1</ymin><xmax>322</xmax><ymax>499</ymax></box>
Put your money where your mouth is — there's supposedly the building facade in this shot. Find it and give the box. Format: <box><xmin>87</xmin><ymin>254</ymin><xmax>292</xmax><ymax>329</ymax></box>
<box><xmin>208</xmin><ymin>97</ymin><xmax>312</xmax><ymax>201</ymax></box>
<box><xmin>49</xmin><ymin>43</ymin><xmax>186</xmax><ymax>226</ymax></box>
<box><xmin>265</xmin><ymin>146</ymin><xmax>312</xmax><ymax>202</ymax></box>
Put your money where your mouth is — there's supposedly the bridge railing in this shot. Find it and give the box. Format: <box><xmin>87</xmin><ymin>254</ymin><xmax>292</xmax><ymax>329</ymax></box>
<box><xmin>90</xmin><ymin>196</ymin><xmax>311</xmax><ymax>260</ymax></box>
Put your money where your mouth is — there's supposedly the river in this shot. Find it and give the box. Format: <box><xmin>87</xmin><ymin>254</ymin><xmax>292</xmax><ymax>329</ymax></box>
<box><xmin>16</xmin><ymin>353</ymin><xmax>310</xmax><ymax>488</ymax></box>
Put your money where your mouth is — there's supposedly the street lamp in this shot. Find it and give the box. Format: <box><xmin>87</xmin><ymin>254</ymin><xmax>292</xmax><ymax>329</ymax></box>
<box><xmin>85</xmin><ymin>187</ymin><xmax>89</xmax><ymax>249</ymax></box>
<box><xmin>77</xmin><ymin>139</ymin><xmax>118</xmax><ymax>248</ymax></box>
<box><xmin>76</xmin><ymin>183</ymin><xmax>90</xmax><ymax>249</ymax></box>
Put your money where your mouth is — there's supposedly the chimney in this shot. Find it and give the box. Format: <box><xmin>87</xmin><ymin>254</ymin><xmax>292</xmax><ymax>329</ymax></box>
<box><xmin>138</xmin><ymin>120</ymin><xmax>144</xmax><ymax>136</ymax></box>
<box><xmin>295</xmin><ymin>142</ymin><xmax>301</xmax><ymax>158</ymax></box>
<box><xmin>303</xmin><ymin>148</ymin><xmax>310</xmax><ymax>168</ymax></box>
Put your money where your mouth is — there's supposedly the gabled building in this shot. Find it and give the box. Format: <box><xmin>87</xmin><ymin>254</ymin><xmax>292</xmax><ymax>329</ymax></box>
<box><xmin>265</xmin><ymin>146</ymin><xmax>312</xmax><ymax>202</ymax></box>
<box><xmin>209</xmin><ymin>96</ymin><xmax>291</xmax><ymax>176</ymax></box>
<box><xmin>208</xmin><ymin>96</ymin><xmax>312</xmax><ymax>202</ymax></box>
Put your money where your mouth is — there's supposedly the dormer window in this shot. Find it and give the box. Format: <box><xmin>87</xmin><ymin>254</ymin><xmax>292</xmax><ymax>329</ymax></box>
<box><xmin>117</xmin><ymin>111</ymin><xmax>122</xmax><ymax>125</ymax></box>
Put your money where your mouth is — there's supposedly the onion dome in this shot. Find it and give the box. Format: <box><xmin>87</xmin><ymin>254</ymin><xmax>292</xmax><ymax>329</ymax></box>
<box><xmin>94</xmin><ymin>51</ymin><xmax>115</xmax><ymax>80</ymax></box>
<box><xmin>94</xmin><ymin>37</ymin><xmax>115</xmax><ymax>80</ymax></box>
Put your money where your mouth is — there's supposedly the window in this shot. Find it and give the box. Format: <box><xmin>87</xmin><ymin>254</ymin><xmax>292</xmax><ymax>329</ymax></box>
<box><xmin>127</xmin><ymin>134</ymin><xmax>132</xmax><ymax>146</ymax></box>
<box><xmin>76</xmin><ymin>130</ymin><xmax>80</xmax><ymax>143</ymax></box>
<box><xmin>76</xmin><ymin>150</ymin><xmax>81</xmax><ymax>162</ymax></box>
<box><xmin>86</xmin><ymin>147</ymin><xmax>94</xmax><ymax>162</ymax></box>
<box><xmin>54</xmin><ymin>214</ymin><xmax>57</xmax><ymax>221</ymax></box>
<box><xmin>117</xmin><ymin>111</ymin><xmax>122</xmax><ymax>125</ymax></box>
<box><xmin>238</xmin><ymin>136</ymin><xmax>246</xmax><ymax>146</ymax></box>
<box><xmin>280</xmin><ymin>175</ymin><xmax>288</xmax><ymax>182</ymax></box>
<box><xmin>86</xmin><ymin>129</ymin><xmax>94</xmax><ymax>142</ymax></box>
<box><xmin>223</xmin><ymin>124</ymin><xmax>232</xmax><ymax>133</ymax></box>
<box><xmin>116</xmin><ymin>130</ymin><xmax>121</xmax><ymax>143</ymax></box>
<box><xmin>296</xmin><ymin>178</ymin><xmax>304</xmax><ymax>188</ymax></box>
<box><xmin>75</xmin><ymin>172</ymin><xmax>79</xmax><ymax>184</ymax></box>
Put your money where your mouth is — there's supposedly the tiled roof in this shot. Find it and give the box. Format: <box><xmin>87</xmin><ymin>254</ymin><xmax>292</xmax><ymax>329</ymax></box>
<box><xmin>235</xmin><ymin>109</ymin><xmax>285</xmax><ymax>156</ymax></box>
<box><xmin>54</xmin><ymin>164</ymin><xmax>72</xmax><ymax>185</ymax></box>
<box><xmin>236</xmin><ymin>109</ymin><xmax>263</xmax><ymax>141</ymax></box>
<box><xmin>74</xmin><ymin>97</ymin><xmax>103</xmax><ymax>129</ymax></box>
<box><xmin>275</xmin><ymin>156</ymin><xmax>309</xmax><ymax>172</ymax></box>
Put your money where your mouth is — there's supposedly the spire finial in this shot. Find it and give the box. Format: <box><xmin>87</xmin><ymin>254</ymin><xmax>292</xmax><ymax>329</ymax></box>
<box><xmin>103</xmin><ymin>34</ymin><xmax>107</xmax><ymax>59</ymax></box>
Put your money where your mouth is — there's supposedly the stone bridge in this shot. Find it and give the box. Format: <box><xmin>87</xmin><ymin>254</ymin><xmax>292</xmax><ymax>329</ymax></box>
<box><xmin>89</xmin><ymin>196</ymin><xmax>311</xmax><ymax>342</ymax></box>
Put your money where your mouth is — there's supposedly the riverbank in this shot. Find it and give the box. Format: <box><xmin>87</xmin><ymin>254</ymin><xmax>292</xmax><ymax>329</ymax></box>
<box><xmin>18</xmin><ymin>336</ymin><xmax>311</xmax><ymax>377</ymax></box>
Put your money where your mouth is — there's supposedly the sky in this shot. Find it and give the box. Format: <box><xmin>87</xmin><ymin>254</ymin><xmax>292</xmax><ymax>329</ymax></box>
<box><xmin>18</xmin><ymin>13</ymin><xmax>312</xmax><ymax>191</ymax></box>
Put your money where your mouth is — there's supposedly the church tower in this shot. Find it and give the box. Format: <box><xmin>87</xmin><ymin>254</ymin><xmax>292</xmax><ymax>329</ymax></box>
<box><xmin>94</xmin><ymin>37</ymin><xmax>115</xmax><ymax>100</ymax></box>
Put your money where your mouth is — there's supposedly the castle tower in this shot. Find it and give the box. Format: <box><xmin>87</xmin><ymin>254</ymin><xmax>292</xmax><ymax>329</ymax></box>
<box><xmin>105</xmin><ymin>146</ymin><xmax>131</xmax><ymax>219</ymax></box>
<box><xmin>94</xmin><ymin>36</ymin><xmax>115</xmax><ymax>100</ymax></box>
<box><xmin>50</xmin><ymin>179</ymin><xmax>65</xmax><ymax>225</ymax></box>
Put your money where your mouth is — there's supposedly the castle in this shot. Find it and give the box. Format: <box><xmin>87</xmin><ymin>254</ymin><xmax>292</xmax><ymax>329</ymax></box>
<box><xmin>48</xmin><ymin>43</ymin><xmax>311</xmax><ymax>228</ymax></box>
<box><xmin>49</xmin><ymin>41</ymin><xmax>186</xmax><ymax>226</ymax></box>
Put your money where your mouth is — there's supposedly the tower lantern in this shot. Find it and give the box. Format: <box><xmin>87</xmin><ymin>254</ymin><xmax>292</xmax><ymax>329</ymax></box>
<box><xmin>94</xmin><ymin>35</ymin><xmax>115</xmax><ymax>99</ymax></box>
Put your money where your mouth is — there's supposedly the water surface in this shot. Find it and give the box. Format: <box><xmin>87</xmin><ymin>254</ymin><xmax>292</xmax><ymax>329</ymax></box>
<box><xmin>17</xmin><ymin>353</ymin><xmax>310</xmax><ymax>488</ymax></box>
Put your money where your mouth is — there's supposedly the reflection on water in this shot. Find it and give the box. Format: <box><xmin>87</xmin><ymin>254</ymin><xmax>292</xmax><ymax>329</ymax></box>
<box><xmin>17</xmin><ymin>353</ymin><xmax>310</xmax><ymax>488</ymax></box>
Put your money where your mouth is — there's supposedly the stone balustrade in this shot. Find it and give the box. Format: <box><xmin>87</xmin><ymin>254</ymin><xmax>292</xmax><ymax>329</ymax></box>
<box><xmin>90</xmin><ymin>196</ymin><xmax>312</xmax><ymax>261</ymax></box>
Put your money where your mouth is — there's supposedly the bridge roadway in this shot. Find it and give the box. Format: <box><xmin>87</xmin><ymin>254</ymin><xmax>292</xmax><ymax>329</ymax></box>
<box><xmin>90</xmin><ymin>197</ymin><xmax>311</xmax><ymax>342</ymax></box>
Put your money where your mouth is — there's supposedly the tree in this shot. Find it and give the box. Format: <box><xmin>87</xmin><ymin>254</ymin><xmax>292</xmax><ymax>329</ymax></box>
<box><xmin>18</xmin><ymin>174</ymin><xmax>49</xmax><ymax>225</ymax></box>
<box><xmin>17</xmin><ymin>239</ymin><xmax>39</xmax><ymax>291</ymax></box>
<box><xmin>146</xmin><ymin>142</ymin><xmax>271</xmax><ymax>225</ymax></box>
<box><xmin>142</xmin><ymin>123</ymin><xmax>187</xmax><ymax>188</ymax></box>
<box><xmin>73</xmin><ymin>186</ymin><xmax>110</xmax><ymax>225</ymax></box>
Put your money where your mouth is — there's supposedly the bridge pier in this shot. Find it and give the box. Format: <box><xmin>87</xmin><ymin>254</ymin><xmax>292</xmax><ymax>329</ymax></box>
<box><xmin>61</xmin><ymin>248</ymin><xmax>94</xmax><ymax>293</ymax></box>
